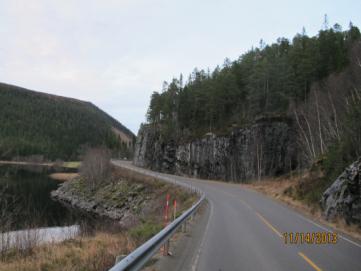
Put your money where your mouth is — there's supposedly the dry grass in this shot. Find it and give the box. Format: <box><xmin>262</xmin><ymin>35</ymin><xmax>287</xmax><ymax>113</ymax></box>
<box><xmin>244</xmin><ymin>173</ymin><xmax>361</xmax><ymax>241</ymax></box>
<box><xmin>61</xmin><ymin>162</ymin><xmax>81</xmax><ymax>169</ymax></box>
<box><xmin>49</xmin><ymin>173</ymin><xmax>79</xmax><ymax>181</ymax></box>
<box><xmin>113</xmin><ymin>166</ymin><xmax>198</xmax><ymax>212</ymax></box>
<box><xmin>0</xmin><ymin>166</ymin><xmax>197</xmax><ymax>271</ymax></box>
<box><xmin>0</xmin><ymin>232</ymin><xmax>135</xmax><ymax>271</ymax></box>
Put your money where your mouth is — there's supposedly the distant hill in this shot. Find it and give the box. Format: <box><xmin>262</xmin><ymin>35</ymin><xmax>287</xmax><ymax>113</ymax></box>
<box><xmin>0</xmin><ymin>83</ymin><xmax>135</xmax><ymax>160</ymax></box>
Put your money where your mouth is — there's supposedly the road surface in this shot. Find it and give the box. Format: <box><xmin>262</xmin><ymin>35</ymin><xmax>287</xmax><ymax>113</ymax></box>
<box><xmin>113</xmin><ymin>160</ymin><xmax>361</xmax><ymax>271</ymax></box>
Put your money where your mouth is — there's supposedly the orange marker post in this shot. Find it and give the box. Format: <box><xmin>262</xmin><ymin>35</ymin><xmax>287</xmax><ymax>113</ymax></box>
<box><xmin>163</xmin><ymin>194</ymin><xmax>171</xmax><ymax>256</ymax></box>
<box><xmin>164</xmin><ymin>193</ymin><xmax>170</xmax><ymax>226</ymax></box>
<box><xmin>173</xmin><ymin>199</ymin><xmax>177</xmax><ymax>220</ymax></box>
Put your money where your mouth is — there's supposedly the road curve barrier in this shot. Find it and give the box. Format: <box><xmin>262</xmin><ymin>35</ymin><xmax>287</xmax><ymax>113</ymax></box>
<box><xmin>109</xmin><ymin>160</ymin><xmax>205</xmax><ymax>271</ymax></box>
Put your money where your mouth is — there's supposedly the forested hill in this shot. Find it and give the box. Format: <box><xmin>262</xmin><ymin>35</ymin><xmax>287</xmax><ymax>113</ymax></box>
<box><xmin>142</xmin><ymin>22</ymin><xmax>361</xmax><ymax>183</ymax></box>
<box><xmin>0</xmin><ymin>83</ymin><xmax>135</xmax><ymax>160</ymax></box>
<box><xmin>147</xmin><ymin>23</ymin><xmax>361</xmax><ymax>140</ymax></box>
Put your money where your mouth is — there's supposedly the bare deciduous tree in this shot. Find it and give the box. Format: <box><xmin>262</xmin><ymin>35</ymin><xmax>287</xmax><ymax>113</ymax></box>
<box><xmin>256</xmin><ymin>143</ymin><xmax>263</xmax><ymax>181</ymax></box>
<box><xmin>79</xmin><ymin>147</ymin><xmax>112</xmax><ymax>190</ymax></box>
<box><xmin>294</xmin><ymin>47</ymin><xmax>361</xmax><ymax>166</ymax></box>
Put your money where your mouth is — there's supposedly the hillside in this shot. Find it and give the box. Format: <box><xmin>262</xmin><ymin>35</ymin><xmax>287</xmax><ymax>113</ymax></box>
<box><xmin>132</xmin><ymin>23</ymin><xmax>361</xmax><ymax>230</ymax></box>
<box><xmin>136</xmin><ymin>23</ymin><xmax>361</xmax><ymax>183</ymax></box>
<box><xmin>0</xmin><ymin>83</ymin><xmax>135</xmax><ymax>160</ymax></box>
<box><xmin>146</xmin><ymin>24</ymin><xmax>361</xmax><ymax>139</ymax></box>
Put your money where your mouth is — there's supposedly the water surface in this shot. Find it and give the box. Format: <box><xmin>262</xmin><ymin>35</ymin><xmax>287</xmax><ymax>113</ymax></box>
<box><xmin>0</xmin><ymin>165</ymin><xmax>90</xmax><ymax>231</ymax></box>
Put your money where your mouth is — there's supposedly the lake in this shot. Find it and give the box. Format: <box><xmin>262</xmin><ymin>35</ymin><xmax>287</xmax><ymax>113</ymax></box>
<box><xmin>0</xmin><ymin>165</ymin><xmax>92</xmax><ymax>230</ymax></box>
<box><xmin>0</xmin><ymin>165</ymin><xmax>101</xmax><ymax>249</ymax></box>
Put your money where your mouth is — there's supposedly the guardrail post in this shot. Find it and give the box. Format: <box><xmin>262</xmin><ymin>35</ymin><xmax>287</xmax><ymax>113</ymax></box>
<box><xmin>163</xmin><ymin>239</ymin><xmax>170</xmax><ymax>256</ymax></box>
<box><xmin>108</xmin><ymin>163</ymin><xmax>205</xmax><ymax>271</ymax></box>
<box><xmin>182</xmin><ymin>220</ymin><xmax>187</xmax><ymax>233</ymax></box>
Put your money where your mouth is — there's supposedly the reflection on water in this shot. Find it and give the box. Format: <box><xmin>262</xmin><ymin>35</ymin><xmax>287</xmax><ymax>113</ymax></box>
<box><xmin>0</xmin><ymin>165</ymin><xmax>92</xmax><ymax>231</ymax></box>
<box><xmin>0</xmin><ymin>165</ymin><xmax>118</xmax><ymax>249</ymax></box>
<box><xmin>0</xmin><ymin>225</ymin><xmax>80</xmax><ymax>250</ymax></box>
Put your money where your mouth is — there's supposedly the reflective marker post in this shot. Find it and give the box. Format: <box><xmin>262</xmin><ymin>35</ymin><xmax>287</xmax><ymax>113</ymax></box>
<box><xmin>163</xmin><ymin>194</ymin><xmax>170</xmax><ymax>256</ymax></box>
<box><xmin>173</xmin><ymin>199</ymin><xmax>177</xmax><ymax>220</ymax></box>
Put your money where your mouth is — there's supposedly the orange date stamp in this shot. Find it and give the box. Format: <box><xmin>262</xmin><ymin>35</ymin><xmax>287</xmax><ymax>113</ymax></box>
<box><xmin>283</xmin><ymin>232</ymin><xmax>338</xmax><ymax>244</ymax></box>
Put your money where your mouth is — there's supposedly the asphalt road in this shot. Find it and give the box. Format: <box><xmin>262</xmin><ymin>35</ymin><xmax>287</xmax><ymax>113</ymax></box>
<box><xmin>113</xmin><ymin>160</ymin><xmax>361</xmax><ymax>271</ymax></box>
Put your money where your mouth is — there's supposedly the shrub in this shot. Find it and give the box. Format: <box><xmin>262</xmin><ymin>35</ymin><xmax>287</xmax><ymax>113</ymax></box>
<box><xmin>79</xmin><ymin>147</ymin><xmax>111</xmax><ymax>190</ymax></box>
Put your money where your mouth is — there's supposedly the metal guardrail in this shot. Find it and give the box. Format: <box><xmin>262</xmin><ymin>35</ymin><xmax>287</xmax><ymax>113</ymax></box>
<box><xmin>109</xmin><ymin>195</ymin><xmax>205</xmax><ymax>271</ymax></box>
<box><xmin>109</xmin><ymin>161</ymin><xmax>205</xmax><ymax>271</ymax></box>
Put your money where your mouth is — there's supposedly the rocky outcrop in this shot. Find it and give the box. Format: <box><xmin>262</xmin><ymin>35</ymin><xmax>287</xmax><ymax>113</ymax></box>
<box><xmin>51</xmin><ymin>178</ymin><xmax>151</xmax><ymax>228</ymax></box>
<box><xmin>321</xmin><ymin>158</ymin><xmax>361</xmax><ymax>225</ymax></box>
<box><xmin>134</xmin><ymin>118</ymin><xmax>298</xmax><ymax>182</ymax></box>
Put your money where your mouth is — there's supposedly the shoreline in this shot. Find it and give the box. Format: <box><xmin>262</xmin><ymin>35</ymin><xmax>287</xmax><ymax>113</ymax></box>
<box><xmin>0</xmin><ymin>160</ymin><xmax>81</xmax><ymax>169</ymax></box>
<box><xmin>0</xmin><ymin>160</ymin><xmax>54</xmax><ymax>167</ymax></box>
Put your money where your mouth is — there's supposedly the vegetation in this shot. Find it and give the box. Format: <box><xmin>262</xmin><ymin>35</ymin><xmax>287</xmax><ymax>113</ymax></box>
<box><xmin>146</xmin><ymin>20</ymin><xmax>361</xmax><ymax>193</ymax></box>
<box><xmin>79</xmin><ymin>147</ymin><xmax>112</xmax><ymax>190</ymax></box>
<box><xmin>146</xmin><ymin>22</ymin><xmax>360</xmax><ymax>141</ymax></box>
<box><xmin>254</xmin><ymin>83</ymin><xmax>361</xmax><ymax>208</ymax></box>
<box><xmin>145</xmin><ymin>20</ymin><xmax>361</xmax><ymax>208</ymax></box>
<box><xmin>62</xmin><ymin>161</ymin><xmax>81</xmax><ymax>169</ymax></box>
<box><xmin>0</xmin><ymin>232</ymin><xmax>134</xmax><ymax>271</ymax></box>
<box><xmin>0</xmin><ymin>83</ymin><xmax>134</xmax><ymax>161</ymax></box>
<box><xmin>129</xmin><ymin>222</ymin><xmax>163</xmax><ymax>243</ymax></box>
<box><xmin>0</xmin><ymin>165</ymin><xmax>197</xmax><ymax>271</ymax></box>
<box><xmin>321</xmin><ymin>89</ymin><xmax>361</xmax><ymax>181</ymax></box>
<box><xmin>62</xmin><ymin>165</ymin><xmax>197</xmax><ymax>219</ymax></box>
<box><xmin>247</xmin><ymin>174</ymin><xmax>361</xmax><ymax>240</ymax></box>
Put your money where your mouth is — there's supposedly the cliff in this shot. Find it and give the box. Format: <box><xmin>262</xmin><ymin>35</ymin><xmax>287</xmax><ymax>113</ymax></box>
<box><xmin>134</xmin><ymin>117</ymin><xmax>297</xmax><ymax>182</ymax></box>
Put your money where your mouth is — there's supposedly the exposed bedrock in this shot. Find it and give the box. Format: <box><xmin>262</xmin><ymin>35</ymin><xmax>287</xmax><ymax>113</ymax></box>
<box><xmin>133</xmin><ymin>118</ymin><xmax>298</xmax><ymax>182</ymax></box>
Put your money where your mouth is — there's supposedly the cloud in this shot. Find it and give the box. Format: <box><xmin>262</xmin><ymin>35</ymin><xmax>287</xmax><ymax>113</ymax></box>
<box><xmin>0</xmin><ymin>0</ymin><xmax>360</xmax><ymax>133</ymax></box>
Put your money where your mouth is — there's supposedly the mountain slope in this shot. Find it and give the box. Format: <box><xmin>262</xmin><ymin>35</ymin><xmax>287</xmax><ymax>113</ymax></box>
<box><xmin>146</xmin><ymin>24</ymin><xmax>361</xmax><ymax>140</ymax></box>
<box><xmin>0</xmin><ymin>83</ymin><xmax>135</xmax><ymax>160</ymax></box>
<box><xmin>135</xmin><ymin>23</ymin><xmax>361</xmax><ymax>183</ymax></box>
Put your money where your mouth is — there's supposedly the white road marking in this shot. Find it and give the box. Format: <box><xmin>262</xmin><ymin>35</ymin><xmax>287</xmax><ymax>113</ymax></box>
<box><xmin>295</xmin><ymin>213</ymin><xmax>361</xmax><ymax>249</ymax></box>
<box><xmin>114</xmin><ymin>160</ymin><xmax>361</xmax><ymax>250</ymax></box>
<box><xmin>192</xmin><ymin>199</ymin><xmax>214</xmax><ymax>271</ymax></box>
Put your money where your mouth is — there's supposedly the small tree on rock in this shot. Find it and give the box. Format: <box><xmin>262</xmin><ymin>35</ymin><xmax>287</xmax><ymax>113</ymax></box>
<box><xmin>79</xmin><ymin>147</ymin><xmax>111</xmax><ymax>190</ymax></box>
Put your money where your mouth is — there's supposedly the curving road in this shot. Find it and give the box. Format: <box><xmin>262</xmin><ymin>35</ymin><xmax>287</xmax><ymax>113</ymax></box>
<box><xmin>113</xmin><ymin>160</ymin><xmax>361</xmax><ymax>271</ymax></box>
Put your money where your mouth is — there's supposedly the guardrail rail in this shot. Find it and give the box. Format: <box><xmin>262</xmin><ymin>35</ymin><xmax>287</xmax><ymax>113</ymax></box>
<box><xmin>109</xmin><ymin>161</ymin><xmax>205</xmax><ymax>271</ymax></box>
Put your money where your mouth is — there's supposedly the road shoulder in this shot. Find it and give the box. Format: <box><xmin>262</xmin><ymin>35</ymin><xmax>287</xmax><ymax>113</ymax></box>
<box><xmin>148</xmin><ymin>201</ymin><xmax>210</xmax><ymax>271</ymax></box>
<box><xmin>243</xmin><ymin>181</ymin><xmax>361</xmax><ymax>242</ymax></box>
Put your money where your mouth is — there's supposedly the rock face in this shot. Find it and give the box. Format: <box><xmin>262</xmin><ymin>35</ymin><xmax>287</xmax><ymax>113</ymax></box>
<box><xmin>134</xmin><ymin>118</ymin><xmax>297</xmax><ymax>182</ymax></box>
<box><xmin>321</xmin><ymin>158</ymin><xmax>361</xmax><ymax>224</ymax></box>
<box><xmin>51</xmin><ymin>179</ymin><xmax>149</xmax><ymax>228</ymax></box>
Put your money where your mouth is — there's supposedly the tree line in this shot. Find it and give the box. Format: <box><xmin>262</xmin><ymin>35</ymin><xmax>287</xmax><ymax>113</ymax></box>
<box><xmin>147</xmin><ymin>22</ymin><xmax>361</xmax><ymax>142</ymax></box>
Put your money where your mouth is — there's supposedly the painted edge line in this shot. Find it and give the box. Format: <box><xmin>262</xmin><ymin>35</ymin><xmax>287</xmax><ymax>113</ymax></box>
<box><xmin>295</xmin><ymin>213</ymin><xmax>361</xmax><ymax>249</ymax></box>
<box><xmin>243</xmin><ymin>184</ymin><xmax>361</xmax><ymax>249</ymax></box>
<box><xmin>192</xmin><ymin>199</ymin><xmax>214</xmax><ymax>271</ymax></box>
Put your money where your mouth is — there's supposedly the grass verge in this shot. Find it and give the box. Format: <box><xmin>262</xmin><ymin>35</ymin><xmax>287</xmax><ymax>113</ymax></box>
<box><xmin>0</xmin><ymin>232</ymin><xmax>135</xmax><ymax>271</ymax></box>
<box><xmin>244</xmin><ymin>171</ymin><xmax>361</xmax><ymax>241</ymax></box>
<box><xmin>0</xmin><ymin>165</ymin><xmax>198</xmax><ymax>271</ymax></box>
<box><xmin>61</xmin><ymin>161</ymin><xmax>81</xmax><ymax>169</ymax></box>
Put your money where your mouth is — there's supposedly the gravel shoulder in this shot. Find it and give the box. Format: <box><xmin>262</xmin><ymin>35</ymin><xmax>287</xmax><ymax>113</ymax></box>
<box><xmin>149</xmin><ymin>201</ymin><xmax>210</xmax><ymax>271</ymax></box>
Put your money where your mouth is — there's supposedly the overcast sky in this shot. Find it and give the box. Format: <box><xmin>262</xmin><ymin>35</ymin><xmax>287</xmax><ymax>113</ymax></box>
<box><xmin>0</xmin><ymin>0</ymin><xmax>360</xmax><ymax>134</ymax></box>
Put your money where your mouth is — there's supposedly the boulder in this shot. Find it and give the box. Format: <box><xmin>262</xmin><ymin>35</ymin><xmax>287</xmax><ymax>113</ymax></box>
<box><xmin>321</xmin><ymin>158</ymin><xmax>361</xmax><ymax>224</ymax></box>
